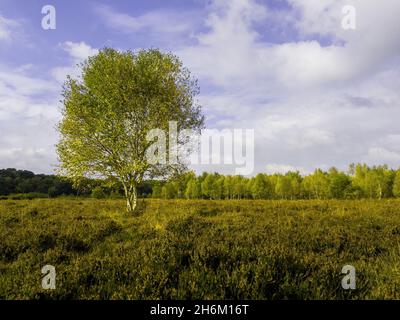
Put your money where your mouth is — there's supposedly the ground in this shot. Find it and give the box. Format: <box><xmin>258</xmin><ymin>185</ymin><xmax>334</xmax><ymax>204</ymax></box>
<box><xmin>1</xmin><ymin>198</ymin><xmax>400</xmax><ymax>299</ymax></box>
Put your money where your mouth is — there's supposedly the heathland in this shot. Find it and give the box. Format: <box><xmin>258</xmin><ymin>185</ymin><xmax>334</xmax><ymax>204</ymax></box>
<box><xmin>1</xmin><ymin>198</ymin><xmax>400</xmax><ymax>299</ymax></box>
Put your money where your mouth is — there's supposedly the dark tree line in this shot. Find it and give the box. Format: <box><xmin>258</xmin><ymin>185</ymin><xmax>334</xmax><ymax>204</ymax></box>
<box><xmin>0</xmin><ymin>168</ymin><xmax>153</xmax><ymax>198</ymax></box>
<box><xmin>0</xmin><ymin>168</ymin><xmax>73</xmax><ymax>197</ymax></box>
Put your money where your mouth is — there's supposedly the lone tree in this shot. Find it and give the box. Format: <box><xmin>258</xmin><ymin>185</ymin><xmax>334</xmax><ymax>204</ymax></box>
<box><xmin>57</xmin><ymin>48</ymin><xmax>204</xmax><ymax>213</ymax></box>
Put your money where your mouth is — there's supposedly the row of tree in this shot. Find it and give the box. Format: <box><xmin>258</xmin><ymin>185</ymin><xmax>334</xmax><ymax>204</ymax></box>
<box><xmin>0</xmin><ymin>168</ymin><xmax>154</xmax><ymax>198</ymax></box>
<box><xmin>152</xmin><ymin>164</ymin><xmax>400</xmax><ymax>200</ymax></box>
<box><xmin>2</xmin><ymin>164</ymin><xmax>400</xmax><ymax>200</ymax></box>
<box><xmin>0</xmin><ymin>168</ymin><xmax>73</xmax><ymax>197</ymax></box>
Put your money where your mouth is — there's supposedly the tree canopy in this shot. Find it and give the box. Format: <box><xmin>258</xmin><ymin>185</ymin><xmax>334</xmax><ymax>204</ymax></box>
<box><xmin>57</xmin><ymin>48</ymin><xmax>204</xmax><ymax>213</ymax></box>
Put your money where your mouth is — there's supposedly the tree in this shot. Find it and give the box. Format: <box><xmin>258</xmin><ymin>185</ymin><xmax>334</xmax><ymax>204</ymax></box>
<box><xmin>210</xmin><ymin>175</ymin><xmax>224</xmax><ymax>200</ymax></box>
<box><xmin>251</xmin><ymin>174</ymin><xmax>270</xmax><ymax>199</ymax></box>
<box><xmin>152</xmin><ymin>184</ymin><xmax>162</xmax><ymax>198</ymax></box>
<box><xmin>352</xmin><ymin>164</ymin><xmax>394</xmax><ymax>199</ymax></box>
<box><xmin>175</xmin><ymin>172</ymin><xmax>196</xmax><ymax>199</ymax></box>
<box><xmin>287</xmin><ymin>171</ymin><xmax>302</xmax><ymax>199</ymax></box>
<box><xmin>57</xmin><ymin>48</ymin><xmax>204</xmax><ymax>213</ymax></box>
<box><xmin>161</xmin><ymin>182</ymin><xmax>178</xmax><ymax>199</ymax></box>
<box><xmin>185</xmin><ymin>178</ymin><xmax>201</xmax><ymax>199</ymax></box>
<box><xmin>302</xmin><ymin>169</ymin><xmax>329</xmax><ymax>199</ymax></box>
<box><xmin>393</xmin><ymin>170</ymin><xmax>400</xmax><ymax>198</ymax></box>
<box><xmin>48</xmin><ymin>186</ymin><xmax>58</xmax><ymax>198</ymax></box>
<box><xmin>91</xmin><ymin>186</ymin><xmax>106</xmax><ymax>199</ymax></box>
<box><xmin>275</xmin><ymin>175</ymin><xmax>292</xmax><ymax>199</ymax></box>
<box><xmin>232</xmin><ymin>175</ymin><xmax>246</xmax><ymax>199</ymax></box>
<box><xmin>328</xmin><ymin>169</ymin><xmax>351</xmax><ymax>199</ymax></box>
<box><xmin>201</xmin><ymin>173</ymin><xmax>215</xmax><ymax>199</ymax></box>
<box><xmin>223</xmin><ymin>176</ymin><xmax>234</xmax><ymax>200</ymax></box>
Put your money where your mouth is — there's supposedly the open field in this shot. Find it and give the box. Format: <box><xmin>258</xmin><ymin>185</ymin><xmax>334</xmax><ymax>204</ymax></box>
<box><xmin>1</xmin><ymin>199</ymin><xmax>400</xmax><ymax>299</ymax></box>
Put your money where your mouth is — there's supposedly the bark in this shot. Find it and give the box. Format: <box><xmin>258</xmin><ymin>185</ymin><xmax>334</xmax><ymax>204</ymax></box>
<box><xmin>123</xmin><ymin>183</ymin><xmax>137</xmax><ymax>214</ymax></box>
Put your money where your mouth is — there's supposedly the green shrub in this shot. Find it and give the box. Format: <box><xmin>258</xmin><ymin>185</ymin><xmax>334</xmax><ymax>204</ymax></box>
<box><xmin>91</xmin><ymin>187</ymin><xmax>106</xmax><ymax>199</ymax></box>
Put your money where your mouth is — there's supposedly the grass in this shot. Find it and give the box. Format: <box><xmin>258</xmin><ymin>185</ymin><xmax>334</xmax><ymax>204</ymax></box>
<box><xmin>1</xmin><ymin>198</ymin><xmax>400</xmax><ymax>299</ymax></box>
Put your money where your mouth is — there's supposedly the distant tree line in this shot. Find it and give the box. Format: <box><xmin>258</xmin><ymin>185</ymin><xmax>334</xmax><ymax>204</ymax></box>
<box><xmin>0</xmin><ymin>168</ymin><xmax>74</xmax><ymax>197</ymax></box>
<box><xmin>152</xmin><ymin>164</ymin><xmax>400</xmax><ymax>200</ymax></box>
<box><xmin>0</xmin><ymin>168</ymin><xmax>153</xmax><ymax>198</ymax></box>
<box><xmin>2</xmin><ymin>164</ymin><xmax>400</xmax><ymax>200</ymax></box>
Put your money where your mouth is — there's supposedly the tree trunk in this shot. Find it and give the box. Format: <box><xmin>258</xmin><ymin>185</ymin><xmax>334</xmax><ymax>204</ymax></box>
<box><xmin>124</xmin><ymin>183</ymin><xmax>137</xmax><ymax>214</ymax></box>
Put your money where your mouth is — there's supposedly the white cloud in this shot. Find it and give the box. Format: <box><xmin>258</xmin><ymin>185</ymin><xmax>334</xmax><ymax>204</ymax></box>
<box><xmin>0</xmin><ymin>63</ymin><xmax>61</xmax><ymax>173</ymax></box>
<box><xmin>366</xmin><ymin>147</ymin><xmax>400</xmax><ymax>163</ymax></box>
<box><xmin>0</xmin><ymin>40</ymin><xmax>97</xmax><ymax>173</ymax></box>
<box><xmin>287</xmin><ymin>0</ymin><xmax>400</xmax><ymax>77</ymax></box>
<box><xmin>0</xmin><ymin>148</ymin><xmax>55</xmax><ymax>173</ymax></box>
<box><xmin>60</xmin><ymin>41</ymin><xmax>98</xmax><ymax>61</ymax></box>
<box><xmin>179</xmin><ymin>0</ymin><xmax>400</xmax><ymax>93</ymax></box>
<box><xmin>265</xmin><ymin>164</ymin><xmax>307</xmax><ymax>175</ymax></box>
<box><xmin>51</xmin><ymin>41</ymin><xmax>98</xmax><ymax>83</ymax></box>
<box><xmin>0</xmin><ymin>14</ymin><xmax>20</xmax><ymax>41</ymax></box>
<box><xmin>175</xmin><ymin>0</ymin><xmax>400</xmax><ymax>174</ymax></box>
<box><xmin>0</xmin><ymin>66</ymin><xmax>59</xmax><ymax>119</ymax></box>
<box><xmin>95</xmin><ymin>4</ymin><xmax>201</xmax><ymax>45</ymax></box>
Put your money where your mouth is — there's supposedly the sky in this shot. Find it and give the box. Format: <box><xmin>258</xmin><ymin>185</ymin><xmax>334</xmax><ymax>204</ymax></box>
<box><xmin>0</xmin><ymin>0</ymin><xmax>400</xmax><ymax>175</ymax></box>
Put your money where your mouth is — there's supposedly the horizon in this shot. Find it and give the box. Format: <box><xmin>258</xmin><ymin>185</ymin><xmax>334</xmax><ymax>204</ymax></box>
<box><xmin>1</xmin><ymin>162</ymin><xmax>399</xmax><ymax>178</ymax></box>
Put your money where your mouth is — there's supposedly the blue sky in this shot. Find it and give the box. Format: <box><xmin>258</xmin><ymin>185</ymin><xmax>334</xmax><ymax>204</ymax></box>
<box><xmin>1</xmin><ymin>0</ymin><xmax>400</xmax><ymax>175</ymax></box>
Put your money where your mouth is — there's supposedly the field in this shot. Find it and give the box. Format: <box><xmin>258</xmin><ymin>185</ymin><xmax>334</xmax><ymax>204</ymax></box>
<box><xmin>1</xmin><ymin>198</ymin><xmax>400</xmax><ymax>299</ymax></box>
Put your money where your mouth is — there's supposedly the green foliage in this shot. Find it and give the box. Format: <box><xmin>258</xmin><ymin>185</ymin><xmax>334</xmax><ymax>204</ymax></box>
<box><xmin>152</xmin><ymin>164</ymin><xmax>398</xmax><ymax>201</ymax></box>
<box><xmin>2</xmin><ymin>164</ymin><xmax>399</xmax><ymax>202</ymax></box>
<box><xmin>161</xmin><ymin>182</ymin><xmax>178</xmax><ymax>199</ymax></box>
<box><xmin>56</xmin><ymin>48</ymin><xmax>204</xmax><ymax>212</ymax></box>
<box><xmin>251</xmin><ymin>174</ymin><xmax>271</xmax><ymax>199</ymax></box>
<box><xmin>200</xmin><ymin>173</ymin><xmax>214</xmax><ymax>199</ymax></box>
<box><xmin>1</xmin><ymin>199</ymin><xmax>400</xmax><ymax>299</ymax></box>
<box><xmin>352</xmin><ymin>164</ymin><xmax>395</xmax><ymax>199</ymax></box>
<box><xmin>392</xmin><ymin>170</ymin><xmax>400</xmax><ymax>198</ymax></box>
<box><xmin>302</xmin><ymin>169</ymin><xmax>330</xmax><ymax>199</ymax></box>
<box><xmin>0</xmin><ymin>169</ymin><xmax>74</xmax><ymax>197</ymax></box>
<box><xmin>274</xmin><ymin>175</ymin><xmax>292</xmax><ymax>199</ymax></box>
<box><xmin>91</xmin><ymin>187</ymin><xmax>106</xmax><ymax>199</ymax></box>
<box><xmin>185</xmin><ymin>178</ymin><xmax>201</xmax><ymax>199</ymax></box>
<box><xmin>151</xmin><ymin>184</ymin><xmax>162</xmax><ymax>199</ymax></box>
<box><xmin>328</xmin><ymin>170</ymin><xmax>351</xmax><ymax>199</ymax></box>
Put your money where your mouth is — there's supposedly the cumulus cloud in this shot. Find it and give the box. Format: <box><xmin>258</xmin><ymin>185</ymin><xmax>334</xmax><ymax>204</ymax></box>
<box><xmin>179</xmin><ymin>0</ymin><xmax>400</xmax><ymax>92</ymax></box>
<box><xmin>0</xmin><ymin>66</ymin><xmax>59</xmax><ymax>120</ymax></box>
<box><xmin>0</xmin><ymin>148</ymin><xmax>55</xmax><ymax>173</ymax></box>
<box><xmin>0</xmin><ymin>64</ymin><xmax>60</xmax><ymax>173</ymax></box>
<box><xmin>60</xmin><ymin>41</ymin><xmax>98</xmax><ymax>61</ymax></box>
<box><xmin>0</xmin><ymin>14</ymin><xmax>20</xmax><ymax>41</ymax></box>
<box><xmin>173</xmin><ymin>0</ymin><xmax>400</xmax><ymax>174</ymax></box>
<box><xmin>1</xmin><ymin>40</ymin><xmax>97</xmax><ymax>174</ymax></box>
<box><xmin>51</xmin><ymin>41</ymin><xmax>98</xmax><ymax>83</ymax></box>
